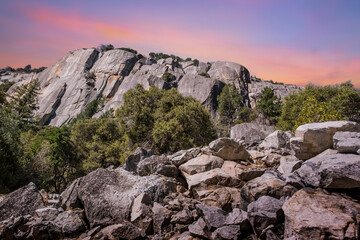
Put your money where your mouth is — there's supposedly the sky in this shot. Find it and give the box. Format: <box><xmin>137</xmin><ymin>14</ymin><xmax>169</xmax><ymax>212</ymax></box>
<box><xmin>0</xmin><ymin>0</ymin><xmax>359</xmax><ymax>88</ymax></box>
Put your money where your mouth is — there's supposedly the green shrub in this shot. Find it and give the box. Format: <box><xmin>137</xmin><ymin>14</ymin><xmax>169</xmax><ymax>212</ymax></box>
<box><xmin>86</xmin><ymin>71</ymin><xmax>96</xmax><ymax>80</ymax></box>
<box><xmin>199</xmin><ymin>72</ymin><xmax>210</xmax><ymax>78</ymax></box>
<box><xmin>162</xmin><ymin>72</ymin><xmax>176</xmax><ymax>82</ymax></box>
<box><xmin>277</xmin><ymin>83</ymin><xmax>360</xmax><ymax>131</ymax></box>
<box><xmin>193</xmin><ymin>59</ymin><xmax>199</xmax><ymax>66</ymax></box>
<box><xmin>256</xmin><ymin>87</ymin><xmax>282</xmax><ymax>124</ymax></box>
<box><xmin>116</xmin><ymin>85</ymin><xmax>217</xmax><ymax>153</ymax></box>
<box><xmin>185</xmin><ymin>57</ymin><xmax>192</xmax><ymax>62</ymax></box>
<box><xmin>118</xmin><ymin>47</ymin><xmax>138</xmax><ymax>54</ymax></box>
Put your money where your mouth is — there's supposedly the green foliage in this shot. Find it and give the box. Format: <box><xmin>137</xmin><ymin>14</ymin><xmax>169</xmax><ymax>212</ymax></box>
<box><xmin>193</xmin><ymin>59</ymin><xmax>199</xmax><ymax>66</ymax></box>
<box><xmin>0</xmin><ymin>108</ymin><xmax>22</xmax><ymax>193</ymax></box>
<box><xmin>118</xmin><ymin>47</ymin><xmax>138</xmax><ymax>54</ymax></box>
<box><xmin>162</xmin><ymin>72</ymin><xmax>176</xmax><ymax>82</ymax></box>
<box><xmin>0</xmin><ymin>81</ymin><xmax>15</xmax><ymax>93</ymax></box>
<box><xmin>86</xmin><ymin>71</ymin><xmax>96</xmax><ymax>80</ymax></box>
<box><xmin>217</xmin><ymin>84</ymin><xmax>243</xmax><ymax>128</ymax></box>
<box><xmin>70</xmin><ymin>99</ymin><xmax>102</xmax><ymax>125</ymax></box>
<box><xmin>277</xmin><ymin>83</ymin><xmax>360</xmax><ymax>131</ymax></box>
<box><xmin>199</xmin><ymin>72</ymin><xmax>210</xmax><ymax>78</ymax></box>
<box><xmin>21</xmin><ymin>126</ymin><xmax>80</xmax><ymax>192</ymax></box>
<box><xmin>7</xmin><ymin>79</ymin><xmax>40</xmax><ymax>128</ymax></box>
<box><xmin>116</xmin><ymin>85</ymin><xmax>216</xmax><ymax>153</ymax></box>
<box><xmin>71</xmin><ymin>118</ymin><xmax>129</xmax><ymax>172</ymax></box>
<box><xmin>256</xmin><ymin>87</ymin><xmax>282</xmax><ymax>124</ymax></box>
<box><xmin>185</xmin><ymin>57</ymin><xmax>192</xmax><ymax>62</ymax></box>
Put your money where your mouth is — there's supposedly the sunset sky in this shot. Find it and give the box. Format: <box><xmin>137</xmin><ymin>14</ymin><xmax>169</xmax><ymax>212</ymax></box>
<box><xmin>0</xmin><ymin>0</ymin><xmax>359</xmax><ymax>88</ymax></box>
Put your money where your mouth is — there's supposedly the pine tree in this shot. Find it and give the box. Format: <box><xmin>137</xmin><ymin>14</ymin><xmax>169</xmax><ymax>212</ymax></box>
<box><xmin>8</xmin><ymin>78</ymin><xmax>40</xmax><ymax>127</ymax></box>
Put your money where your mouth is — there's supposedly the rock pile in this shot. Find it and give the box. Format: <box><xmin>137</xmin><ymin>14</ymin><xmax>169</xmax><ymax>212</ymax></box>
<box><xmin>0</xmin><ymin>121</ymin><xmax>359</xmax><ymax>239</ymax></box>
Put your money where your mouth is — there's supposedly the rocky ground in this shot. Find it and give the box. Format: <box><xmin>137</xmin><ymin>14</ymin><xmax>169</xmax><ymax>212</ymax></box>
<box><xmin>0</xmin><ymin>120</ymin><xmax>360</xmax><ymax>240</ymax></box>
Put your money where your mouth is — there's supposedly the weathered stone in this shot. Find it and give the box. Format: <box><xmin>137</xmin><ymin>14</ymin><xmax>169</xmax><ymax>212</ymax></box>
<box><xmin>200</xmin><ymin>187</ymin><xmax>232</xmax><ymax>211</ymax></box>
<box><xmin>224</xmin><ymin>208</ymin><xmax>251</xmax><ymax>231</ymax></box>
<box><xmin>179</xmin><ymin>154</ymin><xmax>224</xmax><ymax>175</ymax></box>
<box><xmin>137</xmin><ymin>155</ymin><xmax>178</xmax><ymax>177</ymax></box>
<box><xmin>196</xmin><ymin>204</ymin><xmax>228</xmax><ymax>230</ymax></box>
<box><xmin>51</xmin><ymin>209</ymin><xmax>86</xmax><ymax>236</ymax></box>
<box><xmin>261</xmin><ymin>153</ymin><xmax>282</xmax><ymax>167</ymax></box>
<box><xmin>188</xmin><ymin>217</ymin><xmax>209</xmax><ymax>239</ymax></box>
<box><xmin>241</xmin><ymin>171</ymin><xmax>298</xmax><ymax>203</ymax></box>
<box><xmin>171</xmin><ymin>209</ymin><xmax>192</xmax><ymax>225</ymax></box>
<box><xmin>282</xmin><ymin>188</ymin><xmax>360</xmax><ymax>240</ymax></box>
<box><xmin>260</xmin><ymin>130</ymin><xmax>291</xmax><ymax>149</ymax></box>
<box><xmin>62</xmin><ymin>167</ymin><xmax>178</xmax><ymax>228</ymax></box>
<box><xmin>152</xmin><ymin>202</ymin><xmax>172</xmax><ymax>234</ymax></box>
<box><xmin>333</xmin><ymin>131</ymin><xmax>360</xmax><ymax>154</ymax></box>
<box><xmin>291</xmin><ymin>121</ymin><xmax>360</xmax><ymax>160</ymax></box>
<box><xmin>35</xmin><ymin>207</ymin><xmax>59</xmax><ymax>221</ymax></box>
<box><xmin>124</xmin><ymin>147</ymin><xmax>154</xmax><ymax>172</ymax></box>
<box><xmin>185</xmin><ymin>168</ymin><xmax>243</xmax><ymax>195</ymax></box>
<box><xmin>277</xmin><ymin>156</ymin><xmax>302</xmax><ymax>175</ymax></box>
<box><xmin>177</xmin><ymin>73</ymin><xmax>224</xmax><ymax>117</ymax></box>
<box><xmin>169</xmin><ymin>148</ymin><xmax>201</xmax><ymax>166</ymax></box>
<box><xmin>211</xmin><ymin>225</ymin><xmax>241</xmax><ymax>240</ymax></box>
<box><xmin>96</xmin><ymin>222</ymin><xmax>144</xmax><ymax>240</ymax></box>
<box><xmin>230</xmin><ymin>123</ymin><xmax>275</xmax><ymax>145</ymax></box>
<box><xmin>0</xmin><ymin>182</ymin><xmax>44</xmax><ymax>221</ymax></box>
<box><xmin>294</xmin><ymin>153</ymin><xmax>360</xmax><ymax>189</ymax></box>
<box><xmin>60</xmin><ymin>178</ymin><xmax>82</xmax><ymax>210</ymax></box>
<box><xmin>209</xmin><ymin>138</ymin><xmax>249</xmax><ymax>161</ymax></box>
<box><xmin>130</xmin><ymin>193</ymin><xmax>153</xmax><ymax>234</ymax></box>
<box><xmin>237</xmin><ymin>167</ymin><xmax>266</xmax><ymax>181</ymax></box>
<box><xmin>247</xmin><ymin>196</ymin><xmax>284</xmax><ymax>236</ymax></box>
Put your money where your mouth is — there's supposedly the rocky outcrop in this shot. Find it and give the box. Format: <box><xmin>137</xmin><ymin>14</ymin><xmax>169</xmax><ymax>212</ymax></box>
<box><xmin>290</xmin><ymin>121</ymin><xmax>360</xmax><ymax>160</ymax></box>
<box><xmin>1</xmin><ymin>48</ymin><xmax>302</xmax><ymax>126</ymax></box>
<box><xmin>282</xmin><ymin>188</ymin><xmax>360</xmax><ymax>240</ymax></box>
<box><xmin>209</xmin><ymin>138</ymin><xmax>249</xmax><ymax>161</ymax></box>
<box><xmin>260</xmin><ymin>130</ymin><xmax>292</xmax><ymax>149</ymax></box>
<box><xmin>230</xmin><ymin>123</ymin><xmax>275</xmax><ymax>145</ymax></box>
<box><xmin>0</xmin><ymin>182</ymin><xmax>44</xmax><ymax>221</ymax></box>
<box><xmin>333</xmin><ymin>131</ymin><xmax>360</xmax><ymax>154</ymax></box>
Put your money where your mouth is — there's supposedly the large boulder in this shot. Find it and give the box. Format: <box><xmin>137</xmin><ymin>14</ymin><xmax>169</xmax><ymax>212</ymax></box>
<box><xmin>293</xmin><ymin>153</ymin><xmax>360</xmax><ymax>189</ymax></box>
<box><xmin>241</xmin><ymin>171</ymin><xmax>298</xmax><ymax>204</ymax></box>
<box><xmin>209</xmin><ymin>138</ymin><xmax>249</xmax><ymax>161</ymax></box>
<box><xmin>169</xmin><ymin>148</ymin><xmax>201</xmax><ymax>166</ymax></box>
<box><xmin>179</xmin><ymin>154</ymin><xmax>224</xmax><ymax>175</ymax></box>
<box><xmin>136</xmin><ymin>155</ymin><xmax>179</xmax><ymax>177</ymax></box>
<box><xmin>50</xmin><ymin>210</ymin><xmax>87</xmax><ymax>237</ymax></box>
<box><xmin>290</xmin><ymin>121</ymin><xmax>360</xmax><ymax>160</ymax></box>
<box><xmin>0</xmin><ymin>182</ymin><xmax>44</xmax><ymax>221</ymax></box>
<box><xmin>259</xmin><ymin>130</ymin><xmax>292</xmax><ymax>149</ymax></box>
<box><xmin>277</xmin><ymin>156</ymin><xmax>302</xmax><ymax>175</ymax></box>
<box><xmin>177</xmin><ymin>73</ymin><xmax>224</xmax><ymax>117</ymax></box>
<box><xmin>230</xmin><ymin>123</ymin><xmax>275</xmax><ymax>145</ymax></box>
<box><xmin>195</xmin><ymin>204</ymin><xmax>228</xmax><ymax>230</ymax></box>
<box><xmin>61</xmin><ymin>167</ymin><xmax>178</xmax><ymax>228</ymax></box>
<box><xmin>282</xmin><ymin>188</ymin><xmax>360</xmax><ymax>240</ymax></box>
<box><xmin>333</xmin><ymin>131</ymin><xmax>360</xmax><ymax>154</ymax></box>
<box><xmin>96</xmin><ymin>222</ymin><xmax>144</xmax><ymax>240</ymax></box>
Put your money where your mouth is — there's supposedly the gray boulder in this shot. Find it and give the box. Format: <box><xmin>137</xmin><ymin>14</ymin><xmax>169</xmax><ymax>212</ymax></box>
<box><xmin>241</xmin><ymin>171</ymin><xmax>298</xmax><ymax>203</ymax></box>
<box><xmin>282</xmin><ymin>188</ymin><xmax>360</xmax><ymax>240</ymax></box>
<box><xmin>196</xmin><ymin>204</ymin><xmax>228</xmax><ymax>230</ymax></box>
<box><xmin>247</xmin><ymin>196</ymin><xmax>284</xmax><ymax>236</ymax></box>
<box><xmin>211</xmin><ymin>225</ymin><xmax>241</xmax><ymax>240</ymax></box>
<box><xmin>0</xmin><ymin>182</ymin><xmax>44</xmax><ymax>221</ymax></box>
<box><xmin>61</xmin><ymin>167</ymin><xmax>178</xmax><ymax>228</ymax></box>
<box><xmin>230</xmin><ymin>123</ymin><xmax>275</xmax><ymax>145</ymax></box>
<box><xmin>209</xmin><ymin>138</ymin><xmax>249</xmax><ymax>161</ymax></box>
<box><xmin>259</xmin><ymin>130</ymin><xmax>292</xmax><ymax>149</ymax></box>
<box><xmin>136</xmin><ymin>155</ymin><xmax>179</xmax><ymax>177</ymax></box>
<box><xmin>96</xmin><ymin>222</ymin><xmax>144</xmax><ymax>240</ymax></box>
<box><xmin>224</xmin><ymin>208</ymin><xmax>251</xmax><ymax>231</ymax></box>
<box><xmin>294</xmin><ymin>153</ymin><xmax>360</xmax><ymax>188</ymax></box>
<box><xmin>50</xmin><ymin>209</ymin><xmax>87</xmax><ymax>236</ymax></box>
<box><xmin>277</xmin><ymin>156</ymin><xmax>302</xmax><ymax>175</ymax></box>
<box><xmin>169</xmin><ymin>148</ymin><xmax>201</xmax><ymax>166</ymax></box>
<box><xmin>124</xmin><ymin>147</ymin><xmax>154</xmax><ymax>172</ymax></box>
<box><xmin>333</xmin><ymin>131</ymin><xmax>360</xmax><ymax>154</ymax></box>
<box><xmin>188</xmin><ymin>217</ymin><xmax>209</xmax><ymax>238</ymax></box>
<box><xmin>35</xmin><ymin>207</ymin><xmax>59</xmax><ymax>221</ymax></box>
<box><xmin>130</xmin><ymin>193</ymin><xmax>153</xmax><ymax>234</ymax></box>
<box><xmin>177</xmin><ymin>73</ymin><xmax>224</xmax><ymax>117</ymax></box>
<box><xmin>152</xmin><ymin>202</ymin><xmax>172</xmax><ymax>234</ymax></box>
<box><xmin>179</xmin><ymin>154</ymin><xmax>224</xmax><ymax>175</ymax></box>
<box><xmin>290</xmin><ymin>121</ymin><xmax>360</xmax><ymax>160</ymax></box>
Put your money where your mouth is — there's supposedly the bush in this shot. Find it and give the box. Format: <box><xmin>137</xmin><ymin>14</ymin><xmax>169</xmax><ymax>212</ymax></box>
<box><xmin>193</xmin><ymin>59</ymin><xmax>199</xmax><ymax>66</ymax></box>
<box><xmin>277</xmin><ymin>83</ymin><xmax>360</xmax><ymax>131</ymax></box>
<box><xmin>199</xmin><ymin>72</ymin><xmax>210</xmax><ymax>78</ymax></box>
<box><xmin>185</xmin><ymin>57</ymin><xmax>192</xmax><ymax>62</ymax></box>
<box><xmin>118</xmin><ymin>47</ymin><xmax>138</xmax><ymax>54</ymax></box>
<box><xmin>256</xmin><ymin>87</ymin><xmax>282</xmax><ymax>124</ymax></box>
<box><xmin>115</xmin><ymin>85</ymin><xmax>217</xmax><ymax>153</ymax></box>
<box><xmin>162</xmin><ymin>72</ymin><xmax>176</xmax><ymax>82</ymax></box>
<box><xmin>98</xmin><ymin>44</ymin><xmax>114</xmax><ymax>51</ymax></box>
<box><xmin>86</xmin><ymin>71</ymin><xmax>96</xmax><ymax>80</ymax></box>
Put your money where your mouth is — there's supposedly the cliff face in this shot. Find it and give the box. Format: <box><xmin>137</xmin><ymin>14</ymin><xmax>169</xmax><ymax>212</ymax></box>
<box><xmin>0</xmin><ymin>48</ymin><xmax>303</xmax><ymax>126</ymax></box>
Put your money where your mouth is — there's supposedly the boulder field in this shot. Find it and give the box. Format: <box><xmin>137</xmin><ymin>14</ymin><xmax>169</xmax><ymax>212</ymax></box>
<box><xmin>1</xmin><ymin>120</ymin><xmax>360</xmax><ymax>239</ymax></box>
